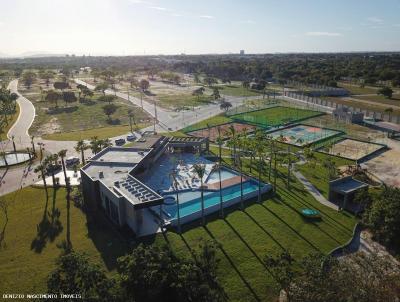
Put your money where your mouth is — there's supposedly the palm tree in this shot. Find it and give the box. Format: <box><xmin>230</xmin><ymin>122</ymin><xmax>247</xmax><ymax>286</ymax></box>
<box><xmin>216</xmin><ymin>127</ymin><xmax>223</xmax><ymax>163</ymax></box>
<box><xmin>89</xmin><ymin>136</ymin><xmax>101</xmax><ymax>154</ymax></box>
<box><xmin>44</xmin><ymin>154</ymin><xmax>59</xmax><ymax>188</ymax></box>
<box><xmin>58</xmin><ymin>149</ymin><xmax>69</xmax><ymax>189</ymax></box>
<box><xmin>237</xmin><ymin>129</ymin><xmax>248</xmax><ymax>210</ymax></box>
<box><xmin>287</xmin><ymin>145</ymin><xmax>291</xmax><ymax>190</ymax></box>
<box><xmin>169</xmin><ymin>171</ymin><xmax>181</xmax><ymax>233</ymax></box>
<box><xmin>128</xmin><ymin>109</ymin><xmax>135</xmax><ymax>133</ymax></box>
<box><xmin>216</xmin><ymin>127</ymin><xmax>225</xmax><ymax>218</ymax></box>
<box><xmin>34</xmin><ymin>163</ymin><xmax>48</xmax><ymax>196</ymax></box>
<box><xmin>30</xmin><ymin>135</ymin><xmax>36</xmax><ymax>153</ymax></box>
<box><xmin>192</xmin><ymin>163</ymin><xmax>206</xmax><ymax>225</ymax></box>
<box><xmin>75</xmin><ymin>140</ymin><xmax>87</xmax><ymax>164</ymax></box>
<box><xmin>254</xmin><ymin>130</ymin><xmax>265</xmax><ymax>202</ymax></box>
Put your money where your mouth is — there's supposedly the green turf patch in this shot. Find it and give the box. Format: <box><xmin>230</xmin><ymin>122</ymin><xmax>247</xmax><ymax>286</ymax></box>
<box><xmin>231</xmin><ymin>106</ymin><xmax>324</xmax><ymax>128</ymax></box>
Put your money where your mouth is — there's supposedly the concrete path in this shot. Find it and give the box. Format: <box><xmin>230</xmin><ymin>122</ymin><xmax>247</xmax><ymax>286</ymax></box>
<box><xmin>75</xmin><ymin>79</ymin><xmax>263</xmax><ymax>132</ymax></box>
<box><xmin>292</xmin><ymin>170</ymin><xmax>339</xmax><ymax>210</ymax></box>
<box><xmin>6</xmin><ymin>79</ymin><xmax>36</xmax><ymax>143</ymax></box>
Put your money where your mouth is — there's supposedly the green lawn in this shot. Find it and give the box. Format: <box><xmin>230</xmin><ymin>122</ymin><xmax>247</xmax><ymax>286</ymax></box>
<box><xmin>0</xmin><ymin>187</ymin><xmax>129</xmax><ymax>294</ymax></box>
<box><xmin>0</xmin><ymin>148</ymin><xmax>357</xmax><ymax>301</ymax></box>
<box><xmin>183</xmin><ymin>114</ymin><xmax>233</xmax><ymax>132</ymax></box>
<box><xmin>0</xmin><ymin>103</ymin><xmax>19</xmax><ymax>140</ymax></box>
<box><xmin>42</xmin><ymin>123</ymin><xmax>149</xmax><ymax>141</ymax></box>
<box><xmin>352</xmin><ymin>94</ymin><xmax>400</xmax><ymax>107</ymax></box>
<box><xmin>231</xmin><ymin>106</ymin><xmax>323</xmax><ymax>127</ymax></box>
<box><xmin>18</xmin><ymin>82</ymin><xmax>151</xmax><ymax>137</ymax></box>
<box><xmin>218</xmin><ymin>85</ymin><xmax>262</xmax><ymax>97</ymax></box>
<box><xmin>297</xmin><ymin>152</ymin><xmax>354</xmax><ymax>198</ymax></box>
<box><xmin>338</xmin><ymin>82</ymin><xmax>379</xmax><ymax>95</ymax></box>
<box><xmin>149</xmin><ymin>151</ymin><xmax>357</xmax><ymax>301</ymax></box>
<box><xmin>322</xmin><ymin>97</ymin><xmax>400</xmax><ymax>116</ymax></box>
<box><xmin>157</xmin><ymin>93</ymin><xmax>214</xmax><ymax>109</ymax></box>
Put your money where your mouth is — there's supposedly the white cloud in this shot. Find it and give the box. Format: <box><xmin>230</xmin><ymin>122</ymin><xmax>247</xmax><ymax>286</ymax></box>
<box><xmin>336</xmin><ymin>26</ymin><xmax>352</xmax><ymax>31</ymax></box>
<box><xmin>241</xmin><ymin>20</ymin><xmax>256</xmax><ymax>24</ymax></box>
<box><xmin>199</xmin><ymin>15</ymin><xmax>214</xmax><ymax>19</ymax></box>
<box><xmin>305</xmin><ymin>31</ymin><xmax>342</xmax><ymax>37</ymax></box>
<box><xmin>129</xmin><ymin>0</ymin><xmax>152</xmax><ymax>4</ymax></box>
<box><xmin>367</xmin><ymin>16</ymin><xmax>383</xmax><ymax>23</ymax></box>
<box><xmin>149</xmin><ymin>6</ymin><xmax>168</xmax><ymax>11</ymax></box>
<box><xmin>172</xmin><ymin>13</ymin><xmax>183</xmax><ymax>17</ymax></box>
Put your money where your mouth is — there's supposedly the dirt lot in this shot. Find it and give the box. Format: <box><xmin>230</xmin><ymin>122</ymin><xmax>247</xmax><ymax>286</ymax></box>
<box><xmin>362</xmin><ymin>139</ymin><xmax>400</xmax><ymax>187</ymax></box>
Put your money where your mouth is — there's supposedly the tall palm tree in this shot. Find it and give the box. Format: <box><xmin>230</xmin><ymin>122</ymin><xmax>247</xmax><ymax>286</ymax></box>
<box><xmin>75</xmin><ymin>140</ymin><xmax>87</xmax><ymax>164</ymax></box>
<box><xmin>58</xmin><ymin>149</ymin><xmax>69</xmax><ymax>189</ymax></box>
<box><xmin>237</xmin><ymin>132</ymin><xmax>247</xmax><ymax>210</ymax></box>
<box><xmin>44</xmin><ymin>155</ymin><xmax>58</xmax><ymax>188</ymax></box>
<box><xmin>89</xmin><ymin>136</ymin><xmax>100</xmax><ymax>154</ymax></box>
<box><xmin>254</xmin><ymin>130</ymin><xmax>265</xmax><ymax>203</ymax></box>
<box><xmin>128</xmin><ymin>109</ymin><xmax>135</xmax><ymax>133</ymax></box>
<box><xmin>34</xmin><ymin>163</ymin><xmax>48</xmax><ymax>196</ymax></box>
<box><xmin>216</xmin><ymin>127</ymin><xmax>224</xmax><ymax>218</ymax></box>
<box><xmin>216</xmin><ymin>127</ymin><xmax>223</xmax><ymax>163</ymax></box>
<box><xmin>287</xmin><ymin>145</ymin><xmax>291</xmax><ymax>190</ymax></box>
<box><xmin>169</xmin><ymin>171</ymin><xmax>181</xmax><ymax>233</ymax></box>
<box><xmin>228</xmin><ymin>125</ymin><xmax>237</xmax><ymax>165</ymax></box>
<box><xmin>30</xmin><ymin>135</ymin><xmax>36</xmax><ymax>153</ymax></box>
<box><xmin>192</xmin><ymin>163</ymin><xmax>206</xmax><ymax>225</ymax></box>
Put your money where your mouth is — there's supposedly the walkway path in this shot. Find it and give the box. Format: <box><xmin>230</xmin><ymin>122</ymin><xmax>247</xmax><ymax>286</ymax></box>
<box><xmin>75</xmin><ymin>79</ymin><xmax>262</xmax><ymax>132</ymax></box>
<box><xmin>292</xmin><ymin>170</ymin><xmax>339</xmax><ymax>210</ymax></box>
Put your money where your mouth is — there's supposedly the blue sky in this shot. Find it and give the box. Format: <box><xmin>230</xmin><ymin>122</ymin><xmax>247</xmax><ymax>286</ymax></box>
<box><xmin>1</xmin><ymin>0</ymin><xmax>400</xmax><ymax>55</ymax></box>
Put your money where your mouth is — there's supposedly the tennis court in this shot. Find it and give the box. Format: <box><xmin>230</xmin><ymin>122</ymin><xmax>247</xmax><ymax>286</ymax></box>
<box><xmin>187</xmin><ymin>122</ymin><xmax>257</xmax><ymax>142</ymax></box>
<box><xmin>268</xmin><ymin>124</ymin><xmax>342</xmax><ymax>147</ymax></box>
<box><xmin>231</xmin><ymin>106</ymin><xmax>323</xmax><ymax>128</ymax></box>
<box><xmin>319</xmin><ymin>138</ymin><xmax>386</xmax><ymax>161</ymax></box>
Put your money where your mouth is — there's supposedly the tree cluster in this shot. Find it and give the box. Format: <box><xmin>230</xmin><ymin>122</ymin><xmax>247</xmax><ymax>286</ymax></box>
<box><xmin>47</xmin><ymin>241</ymin><xmax>227</xmax><ymax>302</ymax></box>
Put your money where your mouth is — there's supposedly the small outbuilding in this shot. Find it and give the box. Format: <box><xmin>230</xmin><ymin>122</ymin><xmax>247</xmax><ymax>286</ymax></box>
<box><xmin>328</xmin><ymin>176</ymin><xmax>369</xmax><ymax>212</ymax></box>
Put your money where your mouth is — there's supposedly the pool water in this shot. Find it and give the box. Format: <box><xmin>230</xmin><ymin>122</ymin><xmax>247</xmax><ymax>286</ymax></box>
<box><xmin>162</xmin><ymin>180</ymin><xmax>261</xmax><ymax>219</ymax></box>
<box><xmin>205</xmin><ymin>168</ymin><xmax>238</xmax><ymax>183</ymax></box>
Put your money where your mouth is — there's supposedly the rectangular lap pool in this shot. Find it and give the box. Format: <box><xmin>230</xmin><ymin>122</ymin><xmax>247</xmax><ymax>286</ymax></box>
<box><xmin>160</xmin><ymin>180</ymin><xmax>271</xmax><ymax>224</ymax></box>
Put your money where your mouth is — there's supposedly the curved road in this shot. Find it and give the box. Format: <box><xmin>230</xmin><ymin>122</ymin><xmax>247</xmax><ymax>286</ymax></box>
<box><xmin>0</xmin><ymin>78</ymin><xmax>258</xmax><ymax>195</ymax></box>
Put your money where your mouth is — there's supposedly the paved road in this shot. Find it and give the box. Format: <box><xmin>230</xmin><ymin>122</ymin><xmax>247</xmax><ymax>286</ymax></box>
<box><xmin>0</xmin><ymin>79</ymin><xmax>258</xmax><ymax>195</ymax></box>
<box><xmin>75</xmin><ymin>79</ymin><xmax>261</xmax><ymax>132</ymax></box>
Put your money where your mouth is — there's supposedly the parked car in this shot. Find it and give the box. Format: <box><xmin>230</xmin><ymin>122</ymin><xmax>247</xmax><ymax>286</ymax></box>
<box><xmin>45</xmin><ymin>163</ymin><xmax>61</xmax><ymax>175</ymax></box>
<box><xmin>126</xmin><ymin>134</ymin><xmax>136</xmax><ymax>141</ymax></box>
<box><xmin>66</xmin><ymin>157</ymin><xmax>80</xmax><ymax>167</ymax></box>
<box><xmin>115</xmin><ymin>138</ymin><xmax>126</xmax><ymax>146</ymax></box>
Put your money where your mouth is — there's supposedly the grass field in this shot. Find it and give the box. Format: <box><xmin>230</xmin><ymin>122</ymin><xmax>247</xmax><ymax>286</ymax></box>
<box><xmin>0</xmin><ymin>148</ymin><xmax>357</xmax><ymax>301</ymax></box>
<box><xmin>18</xmin><ymin>81</ymin><xmax>151</xmax><ymax>137</ymax></box>
<box><xmin>352</xmin><ymin>94</ymin><xmax>400</xmax><ymax>106</ymax></box>
<box><xmin>338</xmin><ymin>82</ymin><xmax>378</xmax><ymax>95</ymax></box>
<box><xmin>183</xmin><ymin>114</ymin><xmax>233</xmax><ymax>132</ymax></box>
<box><xmin>297</xmin><ymin>152</ymin><xmax>354</xmax><ymax>198</ymax></box>
<box><xmin>218</xmin><ymin>85</ymin><xmax>262</xmax><ymax>97</ymax></box>
<box><xmin>231</xmin><ymin>106</ymin><xmax>324</xmax><ymax>127</ymax></box>
<box><xmin>157</xmin><ymin>93</ymin><xmax>214</xmax><ymax>109</ymax></box>
<box><xmin>0</xmin><ymin>187</ymin><xmax>129</xmax><ymax>294</ymax></box>
<box><xmin>0</xmin><ymin>103</ymin><xmax>20</xmax><ymax>141</ymax></box>
<box><xmin>42</xmin><ymin>123</ymin><xmax>149</xmax><ymax>141</ymax></box>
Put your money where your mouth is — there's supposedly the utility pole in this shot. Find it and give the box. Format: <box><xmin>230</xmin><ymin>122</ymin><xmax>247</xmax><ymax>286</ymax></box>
<box><xmin>153</xmin><ymin>99</ymin><xmax>158</xmax><ymax>133</ymax></box>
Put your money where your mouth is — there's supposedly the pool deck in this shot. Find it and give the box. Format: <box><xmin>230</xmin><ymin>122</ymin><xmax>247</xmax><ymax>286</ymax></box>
<box><xmin>206</xmin><ymin>175</ymin><xmax>249</xmax><ymax>190</ymax></box>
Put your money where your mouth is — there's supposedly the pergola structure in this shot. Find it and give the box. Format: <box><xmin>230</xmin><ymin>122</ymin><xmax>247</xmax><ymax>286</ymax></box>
<box><xmin>329</xmin><ymin>176</ymin><xmax>368</xmax><ymax>212</ymax></box>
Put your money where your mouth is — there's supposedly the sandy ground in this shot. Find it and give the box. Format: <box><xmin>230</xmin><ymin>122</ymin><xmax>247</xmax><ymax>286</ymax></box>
<box><xmin>362</xmin><ymin>138</ymin><xmax>400</xmax><ymax>187</ymax></box>
<box><xmin>325</xmin><ymin>138</ymin><xmax>384</xmax><ymax>160</ymax></box>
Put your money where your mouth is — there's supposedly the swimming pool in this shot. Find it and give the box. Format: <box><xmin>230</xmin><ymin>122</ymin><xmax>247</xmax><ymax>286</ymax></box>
<box><xmin>205</xmin><ymin>168</ymin><xmax>239</xmax><ymax>183</ymax></box>
<box><xmin>161</xmin><ymin>180</ymin><xmax>269</xmax><ymax>222</ymax></box>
